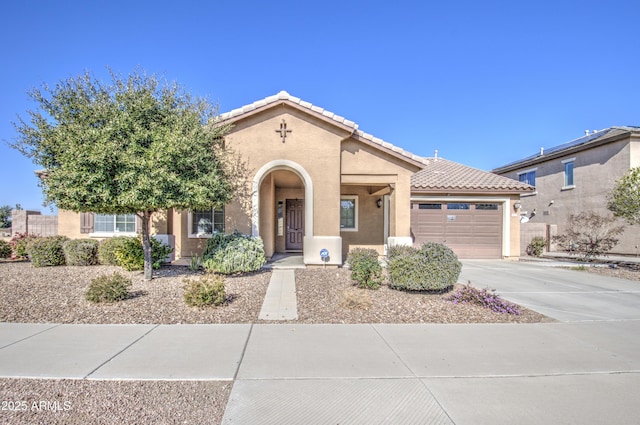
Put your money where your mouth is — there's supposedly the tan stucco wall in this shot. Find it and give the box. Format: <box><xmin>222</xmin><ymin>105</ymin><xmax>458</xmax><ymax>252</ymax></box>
<box><xmin>341</xmin><ymin>139</ymin><xmax>419</xmax><ymax>238</ymax></box>
<box><xmin>226</xmin><ymin>106</ymin><xmax>346</xmax><ymax>239</ymax></box>
<box><xmin>340</xmin><ymin>185</ymin><xmax>385</xmax><ymax>257</ymax></box>
<box><xmin>499</xmin><ymin>138</ymin><xmax>640</xmax><ymax>255</ymax></box>
<box><xmin>630</xmin><ymin>138</ymin><xmax>640</xmax><ymax>168</ymax></box>
<box><xmin>508</xmin><ymin>196</ymin><xmax>521</xmax><ymax>258</ymax></box>
<box><xmin>57</xmin><ymin>210</ymin><xmax>83</xmax><ymax>240</ymax></box>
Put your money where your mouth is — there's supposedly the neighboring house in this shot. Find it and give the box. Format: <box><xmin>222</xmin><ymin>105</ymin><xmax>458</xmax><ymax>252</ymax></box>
<box><xmin>56</xmin><ymin>91</ymin><xmax>530</xmax><ymax>263</ymax></box>
<box><xmin>493</xmin><ymin>126</ymin><xmax>640</xmax><ymax>255</ymax></box>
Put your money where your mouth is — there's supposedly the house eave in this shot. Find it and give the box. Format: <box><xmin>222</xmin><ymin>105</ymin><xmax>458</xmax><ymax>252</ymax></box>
<box><xmin>411</xmin><ymin>187</ymin><xmax>533</xmax><ymax>196</ymax></box>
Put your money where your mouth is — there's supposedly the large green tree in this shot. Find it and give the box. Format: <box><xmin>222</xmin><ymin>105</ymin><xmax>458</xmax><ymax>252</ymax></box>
<box><xmin>11</xmin><ymin>69</ymin><xmax>238</xmax><ymax>279</ymax></box>
<box><xmin>608</xmin><ymin>167</ymin><xmax>640</xmax><ymax>225</ymax></box>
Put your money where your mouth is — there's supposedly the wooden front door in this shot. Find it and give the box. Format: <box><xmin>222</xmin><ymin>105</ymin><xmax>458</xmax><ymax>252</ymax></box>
<box><xmin>286</xmin><ymin>199</ymin><xmax>304</xmax><ymax>251</ymax></box>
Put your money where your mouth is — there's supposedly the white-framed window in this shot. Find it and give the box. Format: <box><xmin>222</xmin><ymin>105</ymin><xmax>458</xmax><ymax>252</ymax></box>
<box><xmin>340</xmin><ymin>195</ymin><xmax>358</xmax><ymax>232</ymax></box>
<box><xmin>518</xmin><ymin>168</ymin><xmax>537</xmax><ymax>187</ymax></box>
<box><xmin>562</xmin><ymin>158</ymin><xmax>575</xmax><ymax>189</ymax></box>
<box><xmin>93</xmin><ymin>214</ymin><xmax>137</xmax><ymax>235</ymax></box>
<box><xmin>188</xmin><ymin>207</ymin><xmax>225</xmax><ymax>238</ymax></box>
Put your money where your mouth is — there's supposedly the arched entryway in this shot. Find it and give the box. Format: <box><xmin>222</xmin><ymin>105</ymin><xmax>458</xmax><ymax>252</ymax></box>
<box><xmin>252</xmin><ymin>160</ymin><xmax>314</xmax><ymax>258</ymax></box>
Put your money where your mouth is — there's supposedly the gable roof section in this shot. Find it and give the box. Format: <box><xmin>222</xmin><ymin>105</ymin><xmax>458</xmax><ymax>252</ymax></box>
<box><xmin>493</xmin><ymin>126</ymin><xmax>640</xmax><ymax>174</ymax></box>
<box><xmin>219</xmin><ymin>91</ymin><xmax>425</xmax><ymax>168</ymax></box>
<box><xmin>412</xmin><ymin>158</ymin><xmax>534</xmax><ymax>194</ymax></box>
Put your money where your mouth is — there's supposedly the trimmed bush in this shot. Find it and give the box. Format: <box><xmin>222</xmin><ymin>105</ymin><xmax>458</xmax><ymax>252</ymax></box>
<box><xmin>388</xmin><ymin>242</ymin><xmax>461</xmax><ymax>292</ymax></box>
<box><xmin>387</xmin><ymin>244</ymin><xmax>416</xmax><ymax>259</ymax></box>
<box><xmin>526</xmin><ymin>236</ymin><xmax>546</xmax><ymax>257</ymax></box>
<box><xmin>0</xmin><ymin>239</ymin><xmax>11</xmax><ymax>258</ymax></box>
<box><xmin>86</xmin><ymin>272</ymin><xmax>131</xmax><ymax>303</ymax></box>
<box><xmin>27</xmin><ymin>236</ymin><xmax>69</xmax><ymax>267</ymax></box>
<box><xmin>201</xmin><ymin>231</ymin><xmax>266</xmax><ymax>274</ymax></box>
<box><xmin>63</xmin><ymin>239</ymin><xmax>99</xmax><ymax>266</ymax></box>
<box><xmin>347</xmin><ymin>248</ymin><xmax>383</xmax><ymax>289</ymax></box>
<box><xmin>114</xmin><ymin>237</ymin><xmax>145</xmax><ymax>271</ymax></box>
<box><xmin>447</xmin><ymin>284</ymin><xmax>521</xmax><ymax>315</ymax></box>
<box><xmin>98</xmin><ymin>236</ymin><xmax>131</xmax><ymax>265</ymax></box>
<box><xmin>183</xmin><ymin>273</ymin><xmax>226</xmax><ymax>307</ymax></box>
<box><xmin>101</xmin><ymin>236</ymin><xmax>173</xmax><ymax>270</ymax></box>
<box><xmin>9</xmin><ymin>232</ymin><xmax>37</xmax><ymax>260</ymax></box>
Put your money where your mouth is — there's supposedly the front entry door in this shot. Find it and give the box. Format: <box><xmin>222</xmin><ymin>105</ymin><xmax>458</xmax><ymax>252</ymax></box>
<box><xmin>286</xmin><ymin>199</ymin><xmax>304</xmax><ymax>250</ymax></box>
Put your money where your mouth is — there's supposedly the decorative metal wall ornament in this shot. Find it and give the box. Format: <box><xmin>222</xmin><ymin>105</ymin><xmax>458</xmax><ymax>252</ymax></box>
<box><xmin>275</xmin><ymin>119</ymin><xmax>292</xmax><ymax>143</ymax></box>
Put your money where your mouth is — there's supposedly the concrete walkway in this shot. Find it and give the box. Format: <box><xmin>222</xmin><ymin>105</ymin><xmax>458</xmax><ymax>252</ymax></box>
<box><xmin>1</xmin><ymin>321</ymin><xmax>640</xmax><ymax>424</ymax></box>
<box><xmin>258</xmin><ymin>270</ymin><xmax>298</xmax><ymax>320</ymax></box>
<box><xmin>258</xmin><ymin>254</ymin><xmax>303</xmax><ymax>320</ymax></box>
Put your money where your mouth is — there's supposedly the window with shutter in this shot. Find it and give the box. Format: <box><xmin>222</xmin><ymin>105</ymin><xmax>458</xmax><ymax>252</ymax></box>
<box><xmin>80</xmin><ymin>213</ymin><xmax>94</xmax><ymax>234</ymax></box>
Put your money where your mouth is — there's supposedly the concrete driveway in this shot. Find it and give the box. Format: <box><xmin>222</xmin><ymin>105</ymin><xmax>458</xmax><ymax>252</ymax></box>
<box><xmin>460</xmin><ymin>260</ymin><xmax>640</xmax><ymax>322</ymax></box>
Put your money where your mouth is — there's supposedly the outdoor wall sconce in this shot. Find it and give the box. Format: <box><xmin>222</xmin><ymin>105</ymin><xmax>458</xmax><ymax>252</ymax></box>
<box><xmin>377</xmin><ymin>198</ymin><xmax>383</xmax><ymax>208</ymax></box>
<box><xmin>513</xmin><ymin>202</ymin><xmax>521</xmax><ymax>211</ymax></box>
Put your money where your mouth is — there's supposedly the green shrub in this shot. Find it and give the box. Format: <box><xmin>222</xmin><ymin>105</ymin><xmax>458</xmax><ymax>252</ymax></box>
<box><xmin>149</xmin><ymin>236</ymin><xmax>174</xmax><ymax>267</ymax></box>
<box><xmin>98</xmin><ymin>236</ymin><xmax>131</xmax><ymax>265</ymax></box>
<box><xmin>527</xmin><ymin>236</ymin><xmax>546</xmax><ymax>257</ymax></box>
<box><xmin>183</xmin><ymin>273</ymin><xmax>226</xmax><ymax>307</ymax></box>
<box><xmin>105</xmin><ymin>236</ymin><xmax>173</xmax><ymax>271</ymax></box>
<box><xmin>201</xmin><ymin>231</ymin><xmax>266</xmax><ymax>274</ymax></box>
<box><xmin>9</xmin><ymin>232</ymin><xmax>37</xmax><ymax>260</ymax></box>
<box><xmin>85</xmin><ymin>272</ymin><xmax>131</xmax><ymax>303</ymax></box>
<box><xmin>114</xmin><ymin>237</ymin><xmax>145</xmax><ymax>271</ymax></box>
<box><xmin>63</xmin><ymin>239</ymin><xmax>99</xmax><ymax>266</ymax></box>
<box><xmin>347</xmin><ymin>248</ymin><xmax>383</xmax><ymax>289</ymax></box>
<box><xmin>387</xmin><ymin>244</ymin><xmax>416</xmax><ymax>259</ymax></box>
<box><xmin>0</xmin><ymin>239</ymin><xmax>11</xmax><ymax>258</ymax></box>
<box><xmin>388</xmin><ymin>242</ymin><xmax>461</xmax><ymax>292</ymax></box>
<box><xmin>27</xmin><ymin>236</ymin><xmax>69</xmax><ymax>267</ymax></box>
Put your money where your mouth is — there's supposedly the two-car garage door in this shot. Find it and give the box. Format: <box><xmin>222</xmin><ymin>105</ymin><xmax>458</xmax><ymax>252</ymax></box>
<box><xmin>410</xmin><ymin>202</ymin><xmax>503</xmax><ymax>259</ymax></box>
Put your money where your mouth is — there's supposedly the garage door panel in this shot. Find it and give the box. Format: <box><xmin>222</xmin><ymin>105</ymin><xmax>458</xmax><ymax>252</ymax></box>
<box><xmin>411</xmin><ymin>202</ymin><xmax>503</xmax><ymax>259</ymax></box>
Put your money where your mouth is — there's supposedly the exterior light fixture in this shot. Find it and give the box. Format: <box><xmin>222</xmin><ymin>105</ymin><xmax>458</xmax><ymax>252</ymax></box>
<box><xmin>377</xmin><ymin>198</ymin><xmax>383</xmax><ymax>208</ymax></box>
<box><xmin>514</xmin><ymin>202</ymin><xmax>522</xmax><ymax>211</ymax></box>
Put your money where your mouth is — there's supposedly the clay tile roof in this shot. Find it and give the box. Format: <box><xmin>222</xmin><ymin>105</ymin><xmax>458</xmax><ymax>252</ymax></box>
<box><xmin>412</xmin><ymin>157</ymin><xmax>534</xmax><ymax>193</ymax></box>
<box><xmin>219</xmin><ymin>91</ymin><xmax>425</xmax><ymax>166</ymax></box>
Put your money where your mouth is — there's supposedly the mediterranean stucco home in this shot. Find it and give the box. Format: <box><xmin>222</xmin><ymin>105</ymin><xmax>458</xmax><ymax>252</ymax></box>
<box><xmin>493</xmin><ymin>126</ymin><xmax>640</xmax><ymax>255</ymax></box>
<box><xmin>56</xmin><ymin>91</ymin><xmax>532</xmax><ymax>264</ymax></box>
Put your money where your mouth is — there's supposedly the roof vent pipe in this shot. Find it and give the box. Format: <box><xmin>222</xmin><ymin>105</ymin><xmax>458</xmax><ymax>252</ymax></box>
<box><xmin>540</xmin><ymin>147</ymin><xmax>544</xmax><ymax>156</ymax></box>
<box><xmin>585</xmin><ymin>130</ymin><xmax>590</xmax><ymax>136</ymax></box>
<box><xmin>434</xmin><ymin>149</ymin><xmax>438</xmax><ymax>161</ymax></box>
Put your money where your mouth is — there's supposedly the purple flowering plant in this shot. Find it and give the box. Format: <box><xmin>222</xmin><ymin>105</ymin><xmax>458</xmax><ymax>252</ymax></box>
<box><xmin>447</xmin><ymin>283</ymin><xmax>521</xmax><ymax>315</ymax></box>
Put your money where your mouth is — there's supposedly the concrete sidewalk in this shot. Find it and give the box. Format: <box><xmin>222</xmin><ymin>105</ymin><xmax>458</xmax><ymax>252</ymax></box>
<box><xmin>1</xmin><ymin>321</ymin><xmax>639</xmax><ymax>424</ymax></box>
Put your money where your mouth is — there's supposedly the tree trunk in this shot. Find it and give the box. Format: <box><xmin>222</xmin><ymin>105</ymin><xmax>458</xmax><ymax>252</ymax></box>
<box><xmin>141</xmin><ymin>211</ymin><xmax>153</xmax><ymax>281</ymax></box>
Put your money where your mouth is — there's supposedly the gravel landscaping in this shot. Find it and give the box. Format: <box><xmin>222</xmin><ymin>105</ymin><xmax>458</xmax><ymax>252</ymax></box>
<box><xmin>0</xmin><ymin>261</ymin><xmax>548</xmax><ymax>324</ymax></box>
<box><xmin>0</xmin><ymin>378</ymin><xmax>230</xmax><ymax>425</ymax></box>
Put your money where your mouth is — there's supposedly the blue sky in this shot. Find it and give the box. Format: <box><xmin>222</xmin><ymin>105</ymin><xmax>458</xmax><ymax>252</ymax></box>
<box><xmin>1</xmin><ymin>0</ymin><xmax>639</xmax><ymax>211</ymax></box>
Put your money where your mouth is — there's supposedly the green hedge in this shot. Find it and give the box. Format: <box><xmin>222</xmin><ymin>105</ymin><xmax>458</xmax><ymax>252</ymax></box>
<box><xmin>63</xmin><ymin>239</ymin><xmax>99</xmax><ymax>266</ymax></box>
<box><xmin>27</xmin><ymin>236</ymin><xmax>69</xmax><ymax>267</ymax></box>
<box><xmin>99</xmin><ymin>236</ymin><xmax>172</xmax><ymax>270</ymax></box>
<box><xmin>201</xmin><ymin>231</ymin><xmax>266</xmax><ymax>274</ymax></box>
<box><xmin>388</xmin><ymin>242</ymin><xmax>461</xmax><ymax>292</ymax></box>
<box><xmin>347</xmin><ymin>247</ymin><xmax>383</xmax><ymax>289</ymax></box>
<box><xmin>98</xmin><ymin>237</ymin><xmax>131</xmax><ymax>265</ymax></box>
